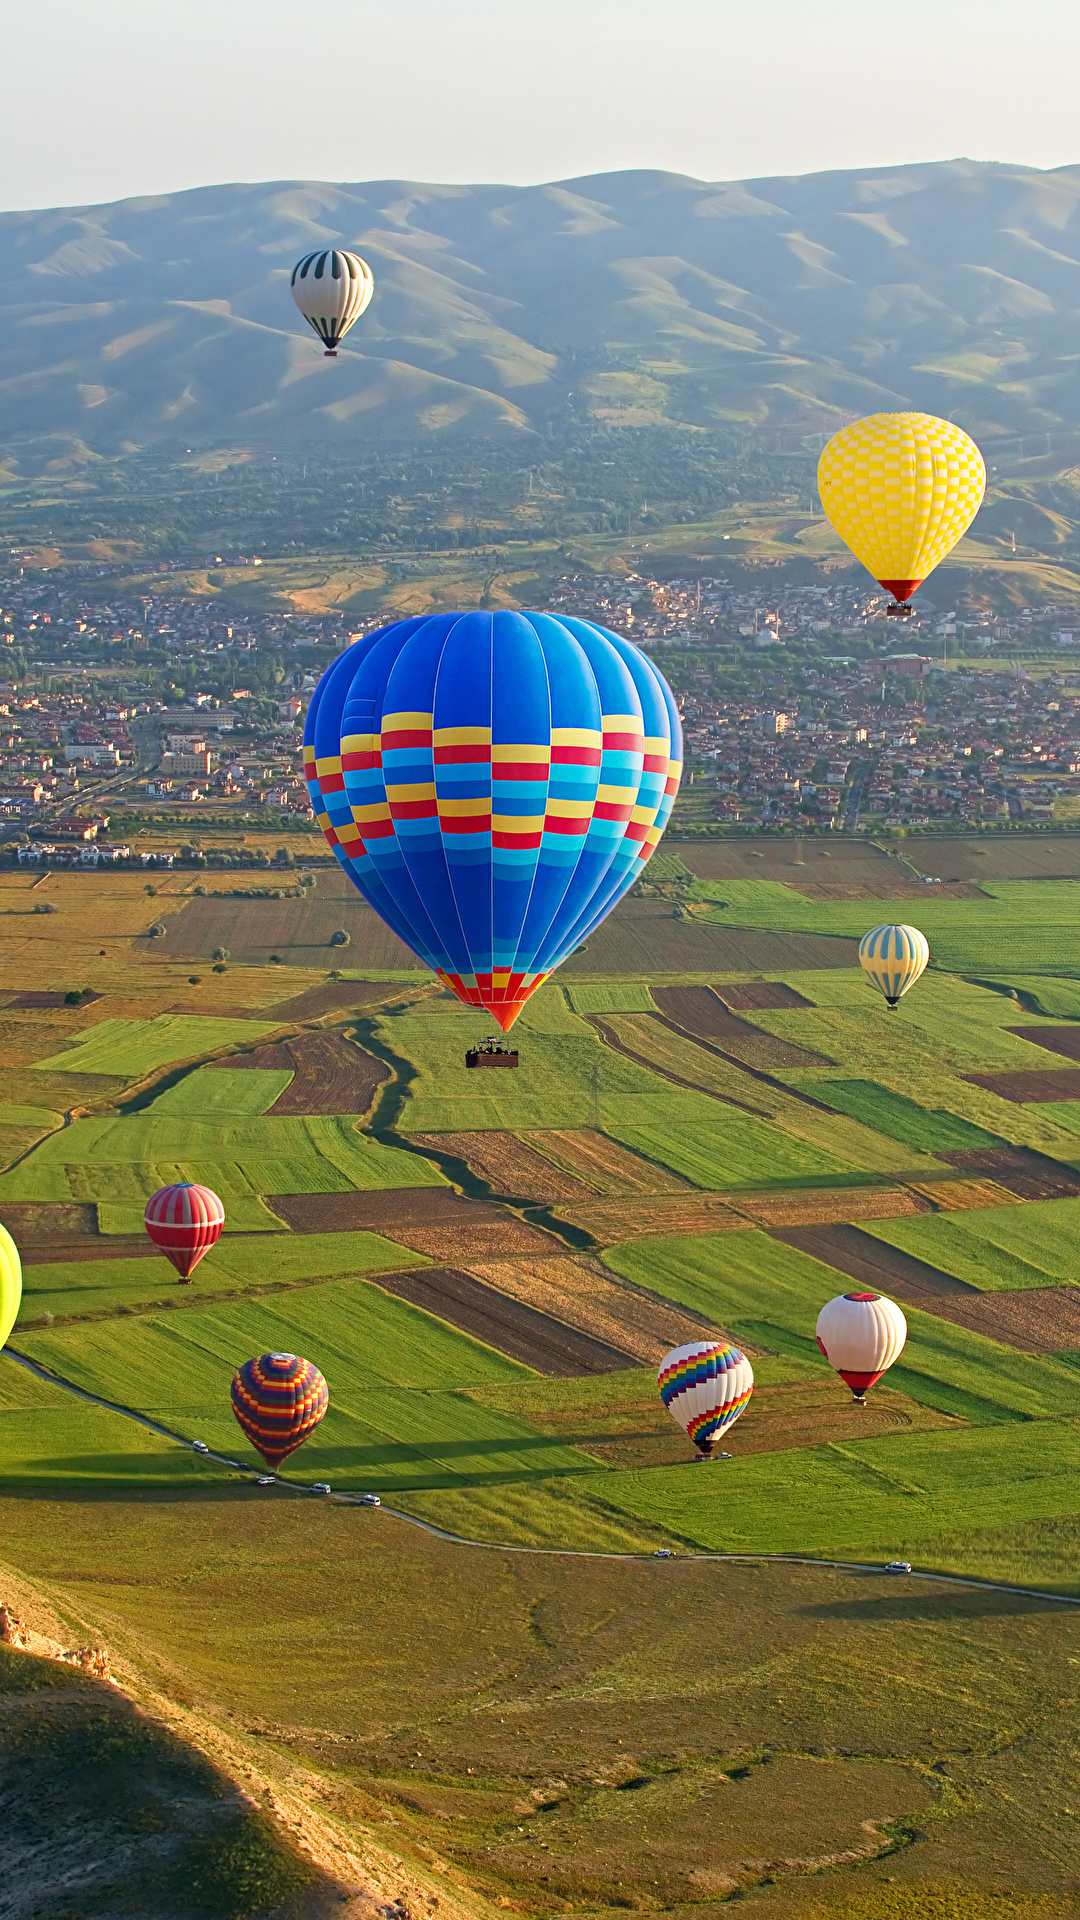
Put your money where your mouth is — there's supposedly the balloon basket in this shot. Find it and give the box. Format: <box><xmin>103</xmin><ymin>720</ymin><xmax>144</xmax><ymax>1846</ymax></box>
<box><xmin>886</xmin><ymin>604</ymin><xmax>914</xmax><ymax>618</ymax></box>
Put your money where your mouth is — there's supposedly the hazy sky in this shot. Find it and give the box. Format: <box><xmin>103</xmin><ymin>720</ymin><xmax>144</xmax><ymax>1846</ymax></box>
<box><xmin>6</xmin><ymin>0</ymin><xmax>1080</xmax><ymax>211</ymax></box>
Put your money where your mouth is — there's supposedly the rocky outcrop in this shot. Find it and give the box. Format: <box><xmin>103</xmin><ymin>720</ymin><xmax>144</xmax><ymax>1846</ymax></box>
<box><xmin>0</xmin><ymin>1603</ymin><xmax>111</xmax><ymax>1680</ymax></box>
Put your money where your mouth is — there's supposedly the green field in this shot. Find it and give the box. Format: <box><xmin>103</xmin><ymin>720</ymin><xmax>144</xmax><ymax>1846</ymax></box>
<box><xmin>0</xmin><ymin>1107</ymin><xmax>446</xmax><ymax>1222</ymax></box>
<box><xmin>604</xmin><ymin>1230</ymin><xmax>1080</xmax><ymax>1424</ymax></box>
<box><xmin>799</xmin><ymin>1079</ymin><xmax>1007</xmax><ymax>1152</ymax></box>
<box><xmin>32</xmin><ymin>1014</ymin><xmax>283</xmax><ymax>1079</ymax></box>
<box><xmin>863</xmin><ymin>1195</ymin><xmax>1080</xmax><ymax>1291</ymax></box>
<box><xmin>692</xmin><ymin>875</ymin><xmax>1080</xmax><ymax>976</ymax></box>
<box><xmin>9</xmin><ymin>878</ymin><xmax>1080</xmax><ymax>1915</ymax></box>
<box><xmin>17</xmin><ymin>1230</ymin><xmax>425</xmax><ymax>1324</ymax></box>
<box><xmin>15</xmin><ymin>1280</ymin><xmax>590</xmax><ymax>1489</ymax></box>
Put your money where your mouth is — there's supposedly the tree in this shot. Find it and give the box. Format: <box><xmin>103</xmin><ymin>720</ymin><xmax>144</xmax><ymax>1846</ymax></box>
<box><xmin>212</xmin><ymin>946</ymin><xmax>229</xmax><ymax>961</ymax></box>
<box><xmin>329</xmin><ymin>929</ymin><xmax>350</xmax><ymax>947</ymax></box>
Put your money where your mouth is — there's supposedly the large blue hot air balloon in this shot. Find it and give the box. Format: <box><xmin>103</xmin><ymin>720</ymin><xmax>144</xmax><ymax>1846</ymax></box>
<box><xmin>304</xmin><ymin>611</ymin><xmax>682</xmax><ymax>1030</ymax></box>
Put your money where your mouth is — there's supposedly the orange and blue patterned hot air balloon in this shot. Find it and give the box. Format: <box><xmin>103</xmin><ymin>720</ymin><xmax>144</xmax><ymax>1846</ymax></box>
<box><xmin>658</xmin><ymin>1340</ymin><xmax>754</xmax><ymax>1457</ymax></box>
<box><xmin>230</xmin><ymin>1352</ymin><xmax>329</xmax><ymax>1471</ymax></box>
<box><xmin>143</xmin><ymin>1182</ymin><xmax>225</xmax><ymax>1281</ymax></box>
<box><xmin>304</xmin><ymin>611</ymin><xmax>682</xmax><ymax>1031</ymax></box>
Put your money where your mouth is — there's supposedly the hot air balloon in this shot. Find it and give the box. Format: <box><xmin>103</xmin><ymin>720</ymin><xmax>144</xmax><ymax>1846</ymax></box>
<box><xmin>658</xmin><ymin>1340</ymin><xmax>754</xmax><ymax>1457</ymax></box>
<box><xmin>859</xmin><ymin>923</ymin><xmax>929</xmax><ymax>1009</ymax></box>
<box><xmin>817</xmin><ymin>411</ymin><xmax>985</xmax><ymax>613</ymax></box>
<box><xmin>290</xmin><ymin>249</ymin><xmax>374</xmax><ymax>355</ymax></box>
<box><xmin>0</xmin><ymin>1221</ymin><xmax>21</xmax><ymax>1349</ymax></box>
<box><xmin>816</xmin><ymin>1292</ymin><xmax>907</xmax><ymax>1402</ymax></box>
<box><xmin>143</xmin><ymin>1182</ymin><xmax>225</xmax><ymax>1282</ymax></box>
<box><xmin>304</xmin><ymin>611</ymin><xmax>682</xmax><ymax>1033</ymax></box>
<box><xmin>230</xmin><ymin>1353</ymin><xmax>329</xmax><ymax>1471</ymax></box>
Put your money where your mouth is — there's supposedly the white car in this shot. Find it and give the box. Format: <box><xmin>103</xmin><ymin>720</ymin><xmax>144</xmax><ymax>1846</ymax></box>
<box><xmin>312</xmin><ymin>1483</ymin><xmax>332</xmax><ymax>1495</ymax></box>
<box><xmin>257</xmin><ymin>1476</ymin><xmax>275</xmax><ymax>1487</ymax></box>
<box><xmin>652</xmin><ymin>1548</ymin><xmax>674</xmax><ymax>1559</ymax></box>
<box><xmin>886</xmin><ymin>1560</ymin><xmax>913</xmax><ymax>1575</ymax></box>
<box><xmin>361</xmin><ymin>1493</ymin><xmax>381</xmax><ymax>1508</ymax></box>
<box><xmin>191</xmin><ymin>1441</ymin><xmax>209</xmax><ymax>1454</ymax></box>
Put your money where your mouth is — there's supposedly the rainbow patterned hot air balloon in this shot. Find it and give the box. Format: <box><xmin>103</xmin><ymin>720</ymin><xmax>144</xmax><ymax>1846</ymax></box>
<box><xmin>304</xmin><ymin>611</ymin><xmax>682</xmax><ymax>1032</ymax></box>
<box><xmin>0</xmin><ymin>1220</ymin><xmax>21</xmax><ymax>1350</ymax></box>
<box><xmin>230</xmin><ymin>1352</ymin><xmax>329</xmax><ymax>1470</ymax></box>
<box><xmin>816</xmin><ymin>1292</ymin><xmax>907</xmax><ymax>1402</ymax></box>
<box><xmin>858</xmin><ymin>923</ymin><xmax>929</xmax><ymax>1009</ymax></box>
<box><xmin>818</xmin><ymin>411</ymin><xmax>985</xmax><ymax>607</ymax></box>
<box><xmin>143</xmin><ymin>1182</ymin><xmax>225</xmax><ymax>1281</ymax></box>
<box><xmin>658</xmin><ymin>1340</ymin><xmax>754</xmax><ymax>1457</ymax></box>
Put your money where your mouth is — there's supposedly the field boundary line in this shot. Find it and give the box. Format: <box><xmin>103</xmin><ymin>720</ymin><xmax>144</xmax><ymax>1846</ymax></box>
<box><xmin>6</xmin><ymin>1346</ymin><xmax>1080</xmax><ymax>1607</ymax></box>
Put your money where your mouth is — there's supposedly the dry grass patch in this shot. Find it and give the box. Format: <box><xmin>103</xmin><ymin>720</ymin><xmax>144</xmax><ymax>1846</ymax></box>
<box><xmin>523</xmin><ymin>1128</ymin><xmax>694</xmax><ymax>1194</ymax></box>
<box><xmin>467</xmin><ymin>1253</ymin><xmax>719</xmax><ymax>1365</ymax></box>
<box><xmin>908</xmin><ymin>1178</ymin><xmax>1023</xmax><ymax>1212</ymax></box>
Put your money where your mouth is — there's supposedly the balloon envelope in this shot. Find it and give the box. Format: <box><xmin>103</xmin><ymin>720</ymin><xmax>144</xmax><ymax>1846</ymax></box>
<box><xmin>859</xmin><ymin>923</ymin><xmax>929</xmax><ymax>1007</ymax></box>
<box><xmin>231</xmin><ymin>1352</ymin><xmax>329</xmax><ymax>1469</ymax></box>
<box><xmin>658</xmin><ymin>1340</ymin><xmax>754</xmax><ymax>1454</ymax></box>
<box><xmin>0</xmin><ymin>1220</ymin><xmax>21</xmax><ymax>1349</ymax></box>
<box><xmin>304</xmin><ymin>610</ymin><xmax>682</xmax><ymax>1030</ymax></box>
<box><xmin>816</xmin><ymin>1292</ymin><xmax>907</xmax><ymax>1399</ymax></box>
<box><xmin>290</xmin><ymin>249</ymin><xmax>374</xmax><ymax>352</ymax></box>
<box><xmin>144</xmin><ymin>1182</ymin><xmax>225</xmax><ymax>1279</ymax></box>
<box><xmin>818</xmin><ymin>411</ymin><xmax>985</xmax><ymax>603</ymax></box>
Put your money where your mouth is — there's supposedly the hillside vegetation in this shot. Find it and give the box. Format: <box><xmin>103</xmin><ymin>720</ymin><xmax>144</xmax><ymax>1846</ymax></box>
<box><xmin>5</xmin><ymin>160</ymin><xmax>1080</xmax><ymax>457</ymax></box>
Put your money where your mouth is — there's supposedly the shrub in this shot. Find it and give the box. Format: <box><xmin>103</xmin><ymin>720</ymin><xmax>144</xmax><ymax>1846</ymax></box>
<box><xmin>212</xmin><ymin>963</ymin><xmax>227</xmax><ymax>974</ymax></box>
<box><xmin>148</xmin><ymin>923</ymin><xmax>166</xmax><ymax>938</ymax></box>
<box><xmin>33</xmin><ymin>902</ymin><xmax>57</xmax><ymax>915</ymax></box>
<box><xmin>188</xmin><ymin>976</ymin><xmax>202</xmax><ymax>986</ymax></box>
<box><xmin>329</xmin><ymin>929</ymin><xmax>350</xmax><ymax>947</ymax></box>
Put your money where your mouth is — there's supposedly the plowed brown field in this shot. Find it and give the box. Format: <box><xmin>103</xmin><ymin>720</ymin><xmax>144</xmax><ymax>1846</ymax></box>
<box><xmin>652</xmin><ymin>987</ymin><xmax>831</xmax><ymax>1070</ymax></box>
<box><xmin>267</xmin><ymin>1189</ymin><xmax>551</xmax><ymax>1267</ymax></box>
<box><xmin>261</xmin><ymin>979</ymin><xmax>406</xmax><ymax>1021</ymax></box>
<box><xmin>559</xmin><ymin>897</ymin><xmax>857</xmax><ymax>973</ymax></box>
<box><xmin>920</xmin><ymin>1284</ymin><xmax>1080</xmax><ymax>1352</ymax></box>
<box><xmin>714</xmin><ymin>983</ymin><xmax>813</xmax><ymax>1012</ymax></box>
<box><xmin>468</xmin><ymin>1254</ymin><xmax>722</xmax><ymax>1366</ymax></box>
<box><xmin>214</xmin><ymin>1030</ymin><xmax>389</xmax><ymax>1115</ymax></box>
<box><xmin>735</xmin><ymin>1187</ymin><xmax>928</xmax><ymax>1228</ymax></box>
<box><xmin>137</xmin><ymin>893</ymin><xmax>418</xmax><ymax>970</ymax></box>
<box><xmin>905</xmin><ymin>1178</ymin><xmax>1021</xmax><ymax>1211</ymax></box>
<box><xmin>366</xmin><ymin>1265</ymin><xmax>634</xmax><ymax>1375</ymax></box>
<box><xmin>405</xmin><ymin>1131</ymin><xmax>593</xmax><ymax>1201</ymax></box>
<box><xmin>523</xmin><ymin>1129</ymin><xmax>694</xmax><ymax>1195</ymax></box>
<box><xmin>0</xmin><ymin>1202</ymin><xmax>98</xmax><ymax>1244</ymax></box>
<box><xmin>1007</xmin><ymin>1025</ymin><xmax>1080</xmax><ymax>1062</ymax></box>
<box><xmin>966</xmin><ymin>1068</ymin><xmax>1080</xmax><ymax>1102</ymax></box>
<box><xmin>770</xmin><ymin>1223</ymin><xmax>979</xmax><ymax>1299</ymax></box>
<box><xmin>939</xmin><ymin>1146</ymin><xmax>1080</xmax><ymax>1200</ymax></box>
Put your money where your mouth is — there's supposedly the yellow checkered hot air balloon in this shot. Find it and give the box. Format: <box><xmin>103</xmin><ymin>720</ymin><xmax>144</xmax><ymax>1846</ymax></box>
<box><xmin>818</xmin><ymin>412</ymin><xmax>985</xmax><ymax>608</ymax></box>
<box><xmin>859</xmin><ymin>923</ymin><xmax>929</xmax><ymax>1009</ymax></box>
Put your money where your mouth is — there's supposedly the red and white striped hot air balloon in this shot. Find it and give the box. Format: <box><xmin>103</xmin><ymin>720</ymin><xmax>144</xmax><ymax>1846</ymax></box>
<box><xmin>143</xmin><ymin>1182</ymin><xmax>225</xmax><ymax>1282</ymax></box>
<box><xmin>816</xmin><ymin>1291</ymin><xmax>907</xmax><ymax>1402</ymax></box>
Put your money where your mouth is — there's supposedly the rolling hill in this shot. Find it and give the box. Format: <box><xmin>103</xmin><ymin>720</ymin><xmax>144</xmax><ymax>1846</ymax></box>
<box><xmin>3</xmin><ymin>159</ymin><xmax>1080</xmax><ymax>456</ymax></box>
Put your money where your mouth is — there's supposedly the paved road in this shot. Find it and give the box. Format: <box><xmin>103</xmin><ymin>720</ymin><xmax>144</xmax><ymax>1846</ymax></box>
<box><xmin>6</xmin><ymin>1345</ymin><xmax>1079</xmax><ymax>1606</ymax></box>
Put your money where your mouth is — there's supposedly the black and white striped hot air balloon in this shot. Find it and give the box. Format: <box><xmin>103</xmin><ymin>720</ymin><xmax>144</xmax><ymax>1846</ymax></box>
<box><xmin>290</xmin><ymin>249</ymin><xmax>374</xmax><ymax>356</ymax></box>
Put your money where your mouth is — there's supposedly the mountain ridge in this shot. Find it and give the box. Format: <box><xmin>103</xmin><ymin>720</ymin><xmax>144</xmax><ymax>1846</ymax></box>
<box><xmin>3</xmin><ymin>159</ymin><xmax>1080</xmax><ymax>456</ymax></box>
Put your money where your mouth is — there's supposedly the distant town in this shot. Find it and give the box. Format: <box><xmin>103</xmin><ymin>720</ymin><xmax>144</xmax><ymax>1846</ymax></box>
<box><xmin>2</xmin><ymin>558</ymin><xmax>1080</xmax><ymax>863</ymax></box>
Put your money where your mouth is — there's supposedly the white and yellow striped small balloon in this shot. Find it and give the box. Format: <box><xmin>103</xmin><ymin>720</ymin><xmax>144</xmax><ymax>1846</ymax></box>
<box><xmin>817</xmin><ymin>411</ymin><xmax>985</xmax><ymax>604</ymax></box>
<box><xmin>859</xmin><ymin>923</ymin><xmax>929</xmax><ymax>1008</ymax></box>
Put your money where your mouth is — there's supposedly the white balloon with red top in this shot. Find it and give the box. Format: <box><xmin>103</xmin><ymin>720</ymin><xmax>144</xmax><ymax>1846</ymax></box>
<box><xmin>815</xmin><ymin>1291</ymin><xmax>907</xmax><ymax>1401</ymax></box>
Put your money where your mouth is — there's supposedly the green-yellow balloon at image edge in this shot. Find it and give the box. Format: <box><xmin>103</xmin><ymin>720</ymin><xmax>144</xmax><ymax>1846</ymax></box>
<box><xmin>0</xmin><ymin>1220</ymin><xmax>22</xmax><ymax>1349</ymax></box>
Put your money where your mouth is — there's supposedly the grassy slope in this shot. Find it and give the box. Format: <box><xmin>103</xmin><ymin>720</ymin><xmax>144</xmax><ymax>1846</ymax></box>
<box><xmin>862</xmin><ymin>1195</ymin><xmax>1080</xmax><ymax>1291</ymax></box>
<box><xmin>14</xmin><ymin>1282</ymin><xmax>591</xmax><ymax>1490</ymax></box>
<box><xmin>17</xmin><ymin>1229</ymin><xmax>425</xmax><ymax>1324</ymax></box>
<box><xmin>32</xmin><ymin>1014</ymin><xmax>282</xmax><ymax>1078</ymax></box>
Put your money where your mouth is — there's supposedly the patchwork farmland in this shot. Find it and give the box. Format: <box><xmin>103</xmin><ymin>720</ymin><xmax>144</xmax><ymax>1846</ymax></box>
<box><xmin>9</xmin><ymin>862</ymin><xmax>1080</xmax><ymax>1912</ymax></box>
